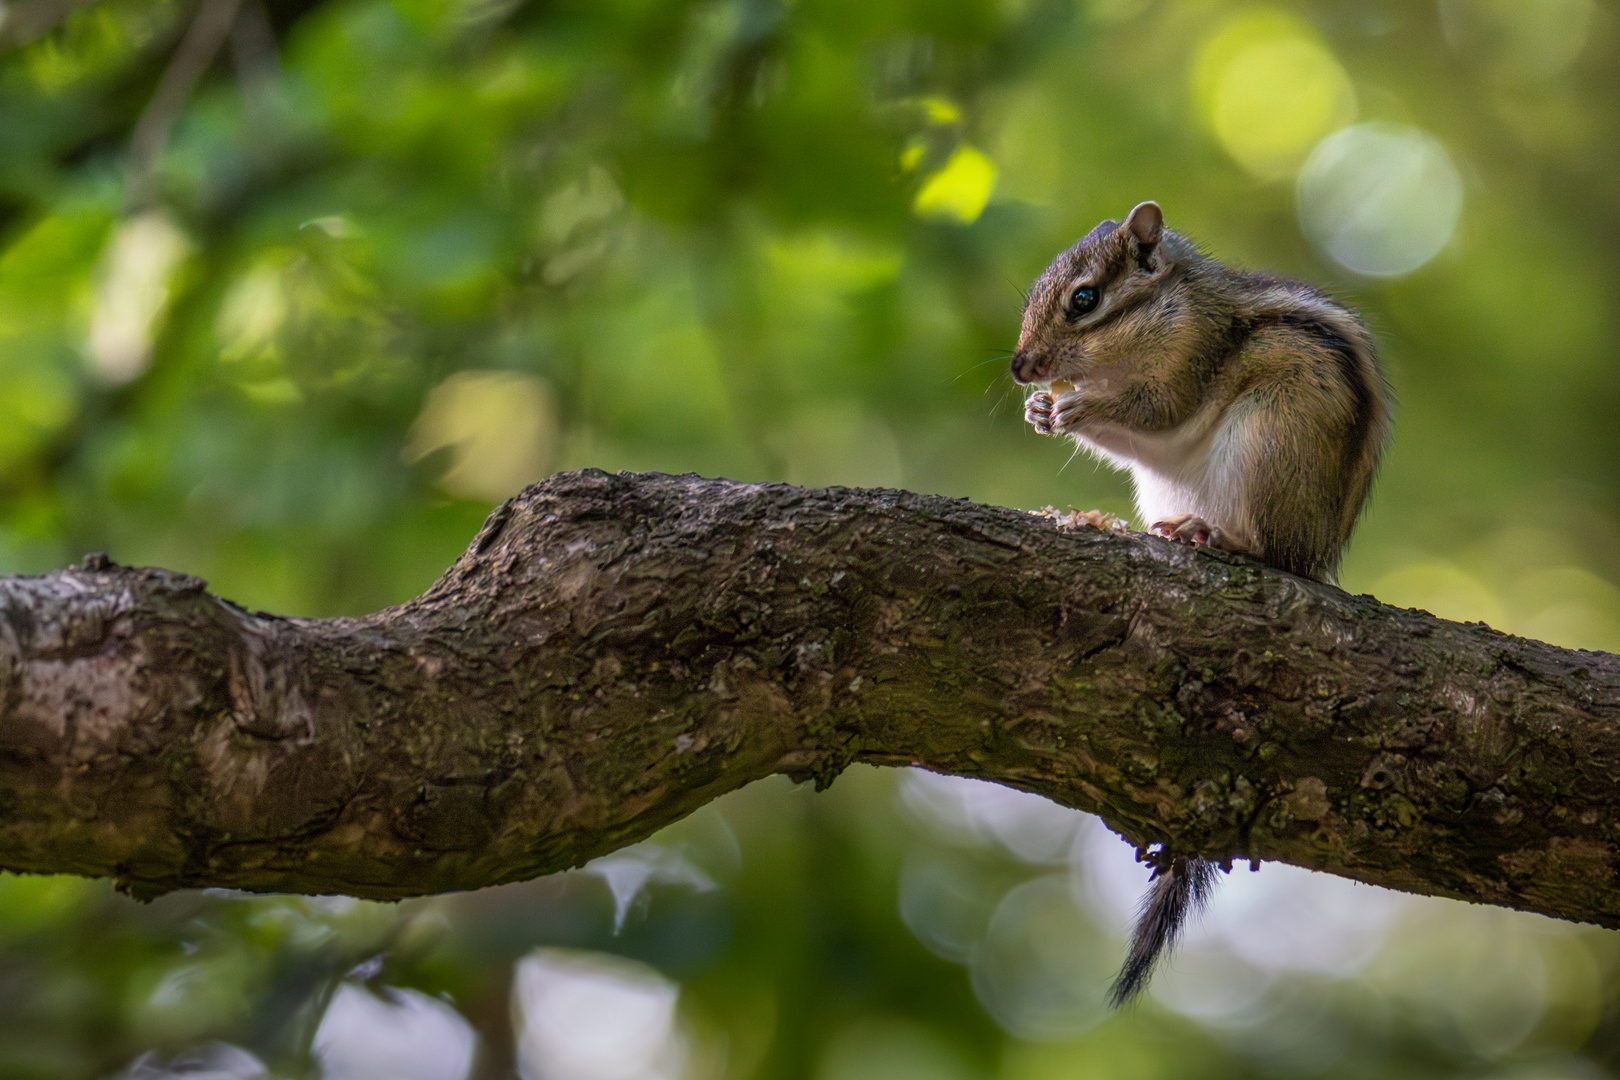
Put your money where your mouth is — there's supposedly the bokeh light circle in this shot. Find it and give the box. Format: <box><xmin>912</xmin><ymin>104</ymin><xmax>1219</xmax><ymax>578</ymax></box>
<box><xmin>1297</xmin><ymin>122</ymin><xmax>1463</xmax><ymax>277</ymax></box>
<box><xmin>1193</xmin><ymin>9</ymin><xmax>1357</xmax><ymax>179</ymax></box>
<box><xmin>969</xmin><ymin>876</ymin><xmax>1111</xmax><ymax>1040</ymax></box>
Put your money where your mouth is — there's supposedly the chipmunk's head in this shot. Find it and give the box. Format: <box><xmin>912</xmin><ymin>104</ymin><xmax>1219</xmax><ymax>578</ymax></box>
<box><xmin>1011</xmin><ymin>201</ymin><xmax>1186</xmax><ymax>386</ymax></box>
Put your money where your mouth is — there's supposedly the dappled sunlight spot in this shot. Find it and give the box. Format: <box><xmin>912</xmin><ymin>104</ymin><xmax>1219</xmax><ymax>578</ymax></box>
<box><xmin>404</xmin><ymin>370</ymin><xmax>560</xmax><ymax>501</ymax></box>
<box><xmin>817</xmin><ymin>1017</ymin><xmax>979</xmax><ymax>1080</ymax></box>
<box><xmin>216</xmin><ymin>265</ymin><xmax>289</xmax><ymax>366</ymax></box>
<box><xmin>1410</xmin><ymin>524</ymin><xmax>1620</xmax><ymax>650</ymax></box>
<box><xmin>1522</xmin><ymin>601</ymin><xmax>1620</xmax><ymax>654</ymax></box>
<box><xmin>1507</xmin><ymin>567</ymin><xmax>1620</xmax><ymax>652</ymax></box>
<box><xmin>582</xmin><ymin>842</ymin><xmax>717</xmax><ymax>933</ymax></box>
<box><xmin>897</xmin><ymin>850</ymin><xmax>1006</xmax><ymax>964</ymax></box>
<box><xmin>455</xmin><ymin>0</ymin><xmax>528</xmax><ymax>30</ymax></box>
<box><xmin>300</xmin><ymin>895</ymin><xmax>363</xmax><ymax>918</ymax></box>
<box><xmin>247</xmin><ymin>891</ymin><xmax>410</xmax><ymax>953</ymax></box>
<box><xmin>1192</xmin><ymin>9</ymin><xmax>1356</xmax><ymax>180</ymax></box>
<box><xmin>1370</xmin><ymin>560</ymin><xmax>1505</xmax><ymax>626</ymax></box>
<box><xmin>970</xmin><ymin>876</ymin><xmax>1112</xmax><ymax>1040</ymax></box>
<box><xmin>899</xmin><ymin>136</ymin><xmax>928</xmax><ymax>173</ymax></box>
<box><xmin>641</xmin><ymin>800</ymin><xmax>744</xmax><ymax>881</ymax></box>
<box><xmin>1439</xmin><ymin>0</ymin><xmax>1596</xmax><ymax>83</ymax></box>
<box><xmin>541</xmin><ymin>236</ymin><xmax>615</xmax><ymax>288</ymax></box>
<box><xmin>301</xmin><ymin>215</ymin><xmax>359</xmax><ymax>240</ymax></box>
<box><xmin>1191</xmin><ymin>862</ymin><xmax>1402</xmax><ymax>977</ymax></box>
<box><xmin>914</xmin><ymin>145</ymin><xmax>998</xmax><ymax>224</ymax></box>
<box><xmin>147</xmin><ymin>964</ymin><xmax>213</xmax><ymax>1011</ymax></box>
<box><xmin>1298</xmin><ymin>123</ymin><xmax>1463</xmax><ymax>277</ymax></box>
<box><xmin>138</xmin><ymin>952</ymin><xmax>262</xmax><ymax>1045</ymax></box>
<box><xmin>237</xmin><ymin>377</ymin><xmax>304</xmax><ymax>407</ymax></box>
<box><xmin>539</xmin><ymin>166</ymin><xmax>624</xmax><ymax>286</ymax></box>
<box><xmin>211</xmin><ymin>239</ymin><xmax>403</xmax><ymax>404</ymax></box>
<box><xmin>769</xmin><ymin>403</ymin><xmax>905</xmax><ymax>490</ymax></box>
<box><xmin>913</xmin><ymin>95</ymin><xmax>964</xmax><ymax>126</ymax></box>
<box><xmin>22</xmin><ymin>8</ymin><xmax>147</xmax><ymax>93</ymax></box>
<box><xmin>313</xmin><ymin>983</ymin><xmax>477</xmax><ymax>1080</ymax></box>
<box><xmin>541</xmin><ymin>166</ymin><xmax>624</xmax><ymax>249</ymax></box>
<box><xmin>117</xmin><ymin>1041</ymin><xmax>268</xmax><ymax>1080</ymax></box>
<box><xmin>897</xmin><ymin>769</ymin><xmax>1092</xmax><ymax>863</ymax></box>
<box><xmin>763</xmin><ymin>231</ymin><xmax>904</xmax><ymax>294</ymax></box>
<box><xmin>513</xmin><ymin>948</ymin><xmax>687</xmax><ymax>1080</ymax></box>
<box><xmin>87</xmin><ymin>212</ymin><xmax>191</xmax><ymax>386</ymax></box>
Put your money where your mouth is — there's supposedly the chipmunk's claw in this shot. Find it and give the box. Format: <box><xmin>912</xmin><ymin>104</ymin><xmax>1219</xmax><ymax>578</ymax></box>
<box><xmin>1025</xmin><ymin>391</ymin><xmax>1055</xmax><ymax>436</ymax></box>
<box><xmin>1152</xmin><ymin>514</ymin><xmax>1223</xmax><ymax>548</ymax></box>
<box><xmin>1047</xmin><ymin>390</ymin><xmax>1088</xmax><ymax>433</ymax></box>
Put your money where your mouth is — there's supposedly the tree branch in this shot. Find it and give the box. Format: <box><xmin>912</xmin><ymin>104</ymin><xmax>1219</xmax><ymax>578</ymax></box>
<box><xmin>0</xmin><ymin>470</ymin><xmax>1616</xmax><ymax>926</ymax></box>
<box><xmin>127</xmin><ymin>0</ymin><xmax>243</xmax><ymax>210</ymax></box>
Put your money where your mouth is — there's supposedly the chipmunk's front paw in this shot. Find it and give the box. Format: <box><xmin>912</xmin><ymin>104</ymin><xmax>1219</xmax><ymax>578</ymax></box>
<box><xmin>1047</xmin><ymin>389</ymin><xmax>1089</xmax><ymax>433</ymax></box>
<box><xmin>1024</xmin><ymin>391</ymin><xmax>1054</xmax><ymax>435</ymax></box>
<box><xmin>1152</xmin><ymin>514</ymin><xmax>1225</xmax><ymax>548</ymax></box>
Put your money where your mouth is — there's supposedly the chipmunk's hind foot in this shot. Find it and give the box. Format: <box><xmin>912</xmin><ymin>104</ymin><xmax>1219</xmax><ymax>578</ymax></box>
<box><xmin>1151</xmin><ymin>513</ymin><xmax>1225</xmax><ymax>548</ymax></box>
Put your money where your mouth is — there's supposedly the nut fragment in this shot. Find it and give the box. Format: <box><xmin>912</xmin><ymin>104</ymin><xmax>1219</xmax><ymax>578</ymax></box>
<box><xmin>1031</xmin><ymin>506</ymin><xmax>1130</xmax><ymax>533</ymax></box>
<box><xmin>1050</xmin><ymin>379</ymin><xmax>1075</xmax><ymax>395</ymax></box>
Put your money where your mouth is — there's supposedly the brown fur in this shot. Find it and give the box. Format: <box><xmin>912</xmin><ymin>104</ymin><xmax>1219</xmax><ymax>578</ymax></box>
<box><xmin>1016</xmin><ymin>204</ymin><xmax>1393</xmax><ymax>1005</ymax></box>
<box><xmin>1013</xmin><ymin>201</ymin><xmax>1391</xmax><ymax>584</ymax></box>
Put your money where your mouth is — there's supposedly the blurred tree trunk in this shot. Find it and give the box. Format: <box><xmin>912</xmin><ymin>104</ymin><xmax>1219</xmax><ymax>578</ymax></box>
<box><xmin>0</xmin><ymin>470</ymin><xmax>1616</xmax><ymax>929</ymax></box>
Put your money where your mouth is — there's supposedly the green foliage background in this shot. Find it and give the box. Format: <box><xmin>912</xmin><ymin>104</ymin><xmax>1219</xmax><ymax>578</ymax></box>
<box><xmin>1</xmin><ymin>0</ymin><xmax>1619</xmax><ymax>1076</ymax></box>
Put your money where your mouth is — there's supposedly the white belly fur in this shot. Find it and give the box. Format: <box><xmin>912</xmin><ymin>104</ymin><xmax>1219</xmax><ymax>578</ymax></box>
<box><xmin>1070</xmin><ymin>397</ymin><xmax>1257</xmax><ymax>547</ymax></box>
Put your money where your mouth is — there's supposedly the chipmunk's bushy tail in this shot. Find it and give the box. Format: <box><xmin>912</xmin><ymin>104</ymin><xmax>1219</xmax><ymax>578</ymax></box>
<box><xmin>1107</xmin><ymin>856</ymin><xmax>1218</xmax><ymax>1008</ymax></box>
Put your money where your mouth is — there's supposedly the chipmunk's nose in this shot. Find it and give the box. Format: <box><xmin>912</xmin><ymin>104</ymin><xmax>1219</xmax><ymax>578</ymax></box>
<box><xmin>1010</xmin><ymin>349</ymin><xmax>1046</xmax><ymax>385</ymax></box>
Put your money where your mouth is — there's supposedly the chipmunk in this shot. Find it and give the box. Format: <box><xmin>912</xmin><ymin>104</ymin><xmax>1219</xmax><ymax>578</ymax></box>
<box><xmin>1012</xmin><ymin>201</ymin><xmax>1391</xmax><ymax>1005</ymax></box>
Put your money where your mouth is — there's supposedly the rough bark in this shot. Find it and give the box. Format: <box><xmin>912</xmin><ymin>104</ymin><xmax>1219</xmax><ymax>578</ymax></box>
<box><xmin>0</xmin><ymin>470</ymin><xmax>1616</xmax><ymax>928</ymax></box>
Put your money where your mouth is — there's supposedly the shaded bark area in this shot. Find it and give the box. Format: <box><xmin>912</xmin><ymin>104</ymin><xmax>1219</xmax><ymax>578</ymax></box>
<box><xmin>0</xmin><ymin>470</ymin><xmax>1617</xmax><ymax>924</ymax></box>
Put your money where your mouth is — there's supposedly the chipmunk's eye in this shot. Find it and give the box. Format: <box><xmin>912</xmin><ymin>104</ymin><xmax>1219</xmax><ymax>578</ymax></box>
<box><xmin>1067</xmin><ymin>286</ymin><xmax>1099</xmax><ymax>319</ymax></box>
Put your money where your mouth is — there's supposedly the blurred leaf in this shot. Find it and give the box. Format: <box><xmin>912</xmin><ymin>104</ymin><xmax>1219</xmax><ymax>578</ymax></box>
<box><xmin>913</xmin><ymin>144</ymin><xmax>998</xmax><ymax>223</ymax></box>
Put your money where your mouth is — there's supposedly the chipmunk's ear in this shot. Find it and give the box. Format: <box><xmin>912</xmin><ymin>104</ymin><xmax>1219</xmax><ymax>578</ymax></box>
<box><xmin>1120</xmin><ymin>201</ymin><xmax>1163</xmax><ymax>248</ymax></box>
